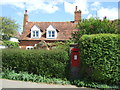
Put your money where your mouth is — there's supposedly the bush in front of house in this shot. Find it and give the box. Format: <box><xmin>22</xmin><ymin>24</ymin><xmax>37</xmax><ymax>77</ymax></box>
<box><xmin>2</xmin><ymin>40</ymin><xmax>19</xmax><ymax>48</ymax></box>
<box><xmin>78</xmin><ymin>34</ymin><xmax>120</xmax><ymax>85</ymax></box>
<box><xmin>2</xmin><ymin>49</ymin><xmax>70</xmax><ymax>79</ymax></box>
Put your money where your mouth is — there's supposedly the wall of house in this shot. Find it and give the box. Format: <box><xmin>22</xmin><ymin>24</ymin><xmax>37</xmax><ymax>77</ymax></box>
<box><xmin>19</xmin><ymin>40</ymin><xmax>62</xmax><ymax>49</ymax></box>
<box><xmin>19</xmin><ymin>40</ymin><xmax>40</xmax><ymax>49</ymax></box>
<box><xmin>9</xmin><ymin>37</ymin><xmax>19</xmax><ymax>42</ymax></box>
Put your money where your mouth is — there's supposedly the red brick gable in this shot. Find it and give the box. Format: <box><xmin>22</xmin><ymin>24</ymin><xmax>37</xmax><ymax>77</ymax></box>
<box><xmin>20</xmin><ymin>21</ymin><xmax>78</xmax><ymax>40</ymax></box>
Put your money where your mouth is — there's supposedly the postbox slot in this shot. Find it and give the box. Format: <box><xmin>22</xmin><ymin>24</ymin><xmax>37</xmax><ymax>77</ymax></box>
<box><xmin>73</xmin><ymin>51</ymin><xmax>79</xmax><ymax>52</ymax></box>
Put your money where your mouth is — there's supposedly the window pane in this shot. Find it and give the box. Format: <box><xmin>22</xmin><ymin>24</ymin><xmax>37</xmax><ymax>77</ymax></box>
<box><xmin>52</xmin><ymin>34</ymin><xmax>55</xmax><ymax>37</ymax></box>
<box><xmin>36</xmin><ymin>31</ymin><xmax>39</xmax><ymax>37</ymax></box>
<box><xmin>33</xmin><ymin>31</ymin><xmax>35</xmax><ymax>37</ymax></box>
<box><xmin>52</xmin><ymin>31</ymin><xmax>55</xmax><ymax>37</ymax></box>
<box><xmin>48</xmin><ymin>31</ymin><xmax>51</xmax><ymax>37</ymax></box>
<box><xmin>52</xmin><ymin>31</ymin><xmax>55</xmax><ymax>34</ymax></box>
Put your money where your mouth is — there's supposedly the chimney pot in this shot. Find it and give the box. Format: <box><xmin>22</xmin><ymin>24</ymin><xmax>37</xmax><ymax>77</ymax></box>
<box><xmin>25</xmin><ymin>10</ymin><xmax>27</xmax><ymax>14</ymax></box>
<box><xmin>75</xmin><ymin>6</ymin><xmax>77</xmax><ymax>11</ymax></box>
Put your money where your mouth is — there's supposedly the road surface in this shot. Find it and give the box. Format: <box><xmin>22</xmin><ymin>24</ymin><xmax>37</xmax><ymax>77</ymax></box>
<box><xmin>1</xmin><ymin>79</ymin><xmax>96</xmax><ymax>89</ymax></box>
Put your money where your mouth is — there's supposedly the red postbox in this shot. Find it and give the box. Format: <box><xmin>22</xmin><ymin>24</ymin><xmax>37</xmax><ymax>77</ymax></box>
<box><xmin>71</xmin><ymin>48</ymin><xmax>80</xmax><ymax>67</ymax></box>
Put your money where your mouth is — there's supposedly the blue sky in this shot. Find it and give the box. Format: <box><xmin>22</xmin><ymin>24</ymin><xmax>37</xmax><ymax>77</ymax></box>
<box><xmin>0</xmin><ymin>0</ymin><xmax>119</xmax><ymax>33</ymax></box>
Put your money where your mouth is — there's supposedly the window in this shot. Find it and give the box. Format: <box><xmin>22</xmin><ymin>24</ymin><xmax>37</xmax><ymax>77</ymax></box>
<box><xmin>31</xmin><ymin>25</ymin><xmax>41</xmax><ymax>38</ymax></box>
<box><xmin>26</xmin><ymin>46</ymin><xmax>34</xmax><ymax>50</ymax></box>
<box><xmin>46</xmin><ymin>25</ymin><xmax>57</xmax><ymax>39</ymax></box>
<box><xmin>48</xmin><ymin>31</ymin><xmax>55</xmax><ymax>38</ymax></box>
<box><xmin>32</xmin><ymin>31</ymin><xmax>39</xmax><ymax>38</ymax></box>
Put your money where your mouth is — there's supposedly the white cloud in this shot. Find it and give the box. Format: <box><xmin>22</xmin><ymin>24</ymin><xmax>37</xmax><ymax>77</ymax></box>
<box><xmin>91</xmin><ymin>1</ymin><xmax>101</xmax><ymax>11</ymax></box>
<box><xmin>91</xmin><ymin>1</ymin><xmax>101</xmax><ymax>7</ymax></box>
<box><xmin>97</xmin><ymin>7</ymin><xmax>118</xmax><ymax>20</ymax></box>
<box><xmin>90</xmin><ymin>2</ymin><xmax>118</xmax><ymax>20</ymax></box>
<box><xmin>1</xmin><ymin>0</ymin><xmax>89</xmax><ymax>15</ymax></box>
<box><xmin>86</xmin><ymin>0</ymin><xmax>119</xmax><ymax>2</ymax></box>
<box><xmin>64</xmin><ymin>0</ymin><xmax>89</xmax><ymax>15</ymax></box>
<box><xmin>87</xmin><ymin>14</ymin><xmax>94</xmax><ymax>19</ymax></box>
<box><xmin>0</xmin><ymin>0</ymin><xmax>118</xmax><ymax>20</ymax></box>
<box><xmin>0</xmin><ymin>0</ymin><xmax>60</xmax><ymax>14</ymax></box>
<box><xmin>64</xmin><ymin>1</ymin><xmax>75</xmax><ymax>14</ymax></box>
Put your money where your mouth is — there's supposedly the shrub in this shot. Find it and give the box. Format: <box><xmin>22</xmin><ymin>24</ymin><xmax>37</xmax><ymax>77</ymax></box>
<box><xmin>2</xmin><ymin>69</ymin><xmax>70</xmax><ymax>85</ymax></box>
<box><xmin>2</xmin><ymin>49</ymin><xmax>70</xmax><ymax>79</ymax></box>
<box><xmin>79</xmin><ymin>34</ymin><xmax>120</xmax><ymax>85</ymax></box>
<box><xmin>72</xmin><ymin>18</ymin><xmax>119</xmax><ymax>43</ymax></box>
<box><xmin>2</xmin><ymin>69</ymin><xmax>119</xmax><ymax>89</ymax></box>
<box><xmin>2</xmin><ymin>40</ymin><xmax>19</xmax><ymax>48</ymax></box>
<box><xmin>71</xmin><ymin>80</ymin><xmax>119</xmax><ymax>89</ymax></box>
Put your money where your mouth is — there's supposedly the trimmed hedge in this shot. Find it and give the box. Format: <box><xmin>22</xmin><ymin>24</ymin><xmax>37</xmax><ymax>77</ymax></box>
<box><xmin>2</xmin><ymin>49</ymin><xmax>70</xmax><ymax>79</ymax></box>
<box><xmin>79</xmin><ymin>34</ymin><xmax>120</xmax><ymax>85</ymax></box>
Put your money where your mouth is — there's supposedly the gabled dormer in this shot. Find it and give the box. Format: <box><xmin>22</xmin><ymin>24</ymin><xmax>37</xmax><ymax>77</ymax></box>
<box><xmin>46</xmin><ymin>25</ymin><xmax>57</xmax><ymax>39</ymax></box>
<box><xmin>31</xmin><ymin>25</ymin><xmax>41</xmax><ymax>38</ymax></box>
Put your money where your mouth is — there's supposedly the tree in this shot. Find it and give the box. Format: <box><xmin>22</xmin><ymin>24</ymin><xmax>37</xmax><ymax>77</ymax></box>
<box><xmin>72</xmin><ymin>17</ymin><xmax>119</xmax><ymax>43</ymax></box>
<box><xmin>0</xmin><ymin>17</ymin><xmax>19</xmax><ymax>40</ymax></box>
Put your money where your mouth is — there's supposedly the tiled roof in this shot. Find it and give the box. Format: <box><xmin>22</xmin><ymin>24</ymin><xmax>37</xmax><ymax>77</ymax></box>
<box><xmin>20</xmin><ymin>21</ymin><xmax>78</xmax><ymax>40</ymax></box>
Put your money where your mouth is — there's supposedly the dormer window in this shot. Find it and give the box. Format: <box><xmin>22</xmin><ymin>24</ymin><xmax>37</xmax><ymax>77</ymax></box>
<box><xmin>32</xmin><ymin>31</ymin><xmax>39</xmax><ymax>38</ymax></box>
<box><xmin>48</xmin><ymin>31</ymin><xmax>55</xmax><ymax>38</ymax></box>
<box><xmin>31</xmin><ymin>25</ymin><xmax>41</xmax><ymax>38</ymax></box>
<box><xmin>46</xmin><ymin>25</ymin><xmax>57</xmax><ymax>39</ymax></box>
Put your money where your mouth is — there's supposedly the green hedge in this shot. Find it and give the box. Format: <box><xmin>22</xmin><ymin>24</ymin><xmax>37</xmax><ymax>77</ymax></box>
<box><xmin>79</xmin><ymin>34</ymin><xmax>120</xmax><ymax>85</ymax></box>
<box><xmin>2</xmin><ymin>49</ymin><xmax>70</xmax><ymax>79</ymax></box>
<box><xmin>2</xmin><ymin>40</ymin><xmax>19</xmax><ymax>48</ymax></box>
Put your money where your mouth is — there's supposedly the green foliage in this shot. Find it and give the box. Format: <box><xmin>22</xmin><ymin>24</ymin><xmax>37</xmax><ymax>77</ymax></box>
<box><xmin>2</xmin><ymin>49</ymin><xmax>70</xmax><ymax>79</ymax></box>
<box><xmin>34</xmin><ymin>40</ymin><xmax>49</xmax><ymax>50</ymax></box>
<box><xmin>2</xmin><ymin>69</ymin><xmax>70</xmax><ymax>85</ymax></box>
<box><xmin>72</xmin><ymin>18</ymin><xmax>119</xmax><ymax>43</ymax></box>
<box><xmin>2</xmin><ymin>69</ymin><xmax>119</xmax><ymax>89</ymax></box>
<box><xmin>114</xmin><ymin>19</ymin><xmax>120</xmax><ymax>34</ymax></box>
<box><xmin>2</xmin><ymin>40</ymin><xmax>19</xmax><ymax>48</ymax></box>
<box><xmin>50</xmin><ymin>40</ymin><xmax>73</xmax><ymax>52</ymax></box>
<box><xmin>79</xmin><ymin>34</ymin><xmax>120</xmax><ymax>85</ymax></box>
<box><xmin>0</xmin><ymin>17</ymin><xmax>19</xmax><ymax>40</ymax></box>
<box><xmin>71</xmin><ymin>80</ymin><xmax>119</xmax><ymax>89</ymax></box>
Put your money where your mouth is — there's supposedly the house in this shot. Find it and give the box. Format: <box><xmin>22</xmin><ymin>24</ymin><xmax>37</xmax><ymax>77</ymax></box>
<box><xmin>19</xmin><ymin>6</ymin><xmax>81</xmax><ymax>49</ymax></box>
<box><xmin>9</xmin><ymin>32</ymin><xmax>20</xmax><ymax>42</ymax></box>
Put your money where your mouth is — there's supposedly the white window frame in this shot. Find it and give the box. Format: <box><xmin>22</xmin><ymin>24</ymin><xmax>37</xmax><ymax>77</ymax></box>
<box><xmin>31</xmin><ymin>25</ymin><xmax>41</xmax><ymax>38</ymax></box>
<box><xmin>32</xmin><ymin>30</ymin><xmax>39</xmax><ymax>38</ymax></box>
<box><xmin>46</xmin><ymin>25</ymin><xmax>57</xmax><ymax>39</ymax></box>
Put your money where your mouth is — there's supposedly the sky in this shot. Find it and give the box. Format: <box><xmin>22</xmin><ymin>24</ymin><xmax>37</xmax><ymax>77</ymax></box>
<box><xmin>0</xmin><ymin>0</ymin><xmax>119</xmax><ymax>33</ymax></box>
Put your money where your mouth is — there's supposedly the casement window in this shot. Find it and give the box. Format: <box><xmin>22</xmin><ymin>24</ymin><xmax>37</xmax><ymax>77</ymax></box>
<box><xmin>31</xmin><ymin>25</ymin><xmax>41</xmax><ymax>38</ymax></box>
<box><xmin>48</xmin><ymin>31</ymin><xmax>55</xmax><ymax>38</ymax></box>
<box><xmin>46</xmin><ymin>25</ymin><xmax>57</xmax><ymax>39</ymax></box>
<box><xmin>32</xmin><ymin>31</ymin><xmax>39</xmax><ymax>38</ymax></box>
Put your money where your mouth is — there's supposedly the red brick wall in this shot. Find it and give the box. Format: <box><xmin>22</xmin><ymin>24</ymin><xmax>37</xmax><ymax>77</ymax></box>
<box><xmin>19</xmin><ymin>40</ymin><xmax>40</xmax><ymax>49</ymax></box>
<box><xmin>19</xmin><ymin>40</ymin><xmax>63</xmax><ymax>49</ymax></box>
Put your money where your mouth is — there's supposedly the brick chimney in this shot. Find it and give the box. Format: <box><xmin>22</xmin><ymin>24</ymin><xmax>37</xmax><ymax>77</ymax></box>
<box><xmin>74</xmin><ymin>6</ymin><xmax>81</xmax><ymax>23</ymax></box>
<box><xmin>23</xmin><ymin>10</ymin><xmax>28</xmax><ymax>30</ymax></box>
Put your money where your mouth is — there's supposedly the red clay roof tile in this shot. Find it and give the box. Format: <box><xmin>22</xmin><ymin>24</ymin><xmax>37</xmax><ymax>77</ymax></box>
<box><xmin>20</xmin><ymin>21</ymin><xmax>78</xmax><ymax>40</ymax></box>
